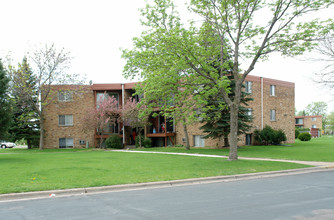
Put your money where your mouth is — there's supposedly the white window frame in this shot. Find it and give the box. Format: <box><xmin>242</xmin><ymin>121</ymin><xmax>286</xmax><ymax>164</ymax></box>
<box><xmin>270</xmin><ymin>85</ymin><xmax>276</xmax><ymax>96</ymax></box>
<box><xmin>193</xmin><ymin>135</ymin><xmax>205</xmax><ymax>147</ymax></box>
<box><xmin>245</xmin><ymin>81</ymin><xmax>252</xmax><ymax>93</ymax></box>
<box><xmin>58</xmin><ymin>91</ymin><xmax>73</xmax><ymax>102</ymax></box>
<box><xmin>59</xmin><ymin>138</ymin><xmax>74</xmax><ymax>148</ymax></box>
<box><xmin>59</xmin><ymin>115</ymin><xmax>73</xmax><ymax>126</ymax></box>
<box><xmin>270</xmin><ymin>109</ymin><xmax>276</xmax><ymax>121</ymax></box>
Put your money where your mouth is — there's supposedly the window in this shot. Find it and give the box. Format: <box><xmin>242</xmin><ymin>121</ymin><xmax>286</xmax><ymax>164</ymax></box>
<box><xmin>247</xmin><ymin>108</ymin><xmax>252</xmax><ymax>116</ymax></box>
<box><xmin>270</xmin><ymin>85</ymin><xmax>276</xmax><ymax>96</ymax></box>
<box><xmin>312</xmin><ymin>125</ymin><xmax>317</xmax><ymax>128</ymax></box>
<box><xmin>58</xmin><ymin>91</ymin><xmax>73</xmax><ymax>102</ymax></box>
<box><xmin>59</xmin><ymin>138</ymin><xmax>73</xmax><ymax>148</ymax></box>
<box><xmin>96</xmin><ymin>92</ymin><xmax>119</xmax><ymax>108</ymax></box>
<box><xmin>59</xmin><ymin>115</ymin><xmax>73</xmax><ymax>126</ymax></box>
<box><xmin>270</xmin><ymin>110</ymin><xmax>276</xmax><ymax>121</ymax></box>
<box><xmin>245</xmin><ymin>81</ymin><xmax>252</xmax><ymax>93</ymax></box>
<box><xmin>194</xmin><ymin>135</ymin><xmax>205</xmax><ymax>147</ymax></box>
<box><xmin>296</xmin><ymin>118</ymin><xmax>303</xmax><ymax>124</ymax></box>
<box><xmin>312</xmin><ymin>117</ymin><xmax>316</xmax><ymax>121</ymax></box>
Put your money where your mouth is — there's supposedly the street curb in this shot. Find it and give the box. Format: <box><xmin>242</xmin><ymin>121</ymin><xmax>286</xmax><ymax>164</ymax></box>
<box><xmin>1</xmin><ymin>166</ymin><xmax>332</xmax><ymax>203</ymax></box>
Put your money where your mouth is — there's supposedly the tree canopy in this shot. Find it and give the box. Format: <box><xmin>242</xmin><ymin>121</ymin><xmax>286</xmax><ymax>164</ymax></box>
<box><xmin>122</xmin><ymin>0</ymin><xmax>334</xmax><ymax>160</ymax></box>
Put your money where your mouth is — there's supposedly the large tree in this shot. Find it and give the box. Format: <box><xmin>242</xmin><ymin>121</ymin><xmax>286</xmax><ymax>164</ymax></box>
<box><xmin>200</xmin><ymin>75</ymin><xmax>253</xmax><ymax>147</ymax></box>
<box><xmin>123</xmin><ymin>0</ymin><xmax>333</xmax><ymax>160</ymax></box>
<box><xmin>314</xmin><ymin>36</ymin><xmax>334</xmax><ymax>90</ymax></box>
<box><xmin>0</xmin><ymin>59</ymin><xmax>12</xmax><ymax>140</ymax></box>
<box><xmin>9</xmin><ymin>57</ymin><xmax>39</xmax><ymax>149</ymax></box>
<box><xmin>8</xmin><ymin>44</ymin><xmax>84</xmax><ymax>149</ymax></box>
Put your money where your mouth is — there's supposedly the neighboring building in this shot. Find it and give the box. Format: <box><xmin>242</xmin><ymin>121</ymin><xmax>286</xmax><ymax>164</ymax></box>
<box><xmin>295</xmin><ymin>115</ymin><xmax>322</xmax><ymax>129</ymax></box>
<box><xmin>42</xmin><ymin>75</ymin><xmax>295</xmax><ymax>149</ymax></box>
<box><xmin>295</xmin><ymin>115</ymin><xmax>322</xmax><ymax>137</ymax></box>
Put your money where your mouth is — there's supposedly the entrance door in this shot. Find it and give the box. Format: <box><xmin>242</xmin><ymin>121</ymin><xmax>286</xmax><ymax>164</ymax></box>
<box><xmin>246</xmin><ymin>134</ymin><xmax>252</xmax><ymax>146</ymax></box>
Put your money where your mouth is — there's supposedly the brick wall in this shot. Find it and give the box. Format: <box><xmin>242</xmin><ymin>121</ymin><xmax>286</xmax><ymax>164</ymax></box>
<box><xmin>174</xmin><ymin>76</ymin><xmax>295</xmax><ymax>147</ymax></box>
<box><xmin>43</xmin><ymin>85</ymin><xmax>95</xmax><ymax>148</ymax></box>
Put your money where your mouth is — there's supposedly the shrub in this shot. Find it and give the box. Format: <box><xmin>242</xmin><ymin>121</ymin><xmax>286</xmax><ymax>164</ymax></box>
<box><xmin>298</xmin><ymin>132</ymin><xmax>311</xmax><ymax>141</ymax></box>
<box><xmin>254</xmin><ymin>126</ymin><xmax>287</xmax><ymax>145</ymax></box>
<box><xmin>143</xmin><ymin>138</ymin><xmax>152</xmax><ymax>148</ymax></box>
<box><xmin>135</xmin><ymin>136</ymin><xmax>152</xmax><ymax>148</ymax></box>
<box><xmin>273</xmin><ymin>129</ymin><xmax>287</xmax><ymax>144</ymax></box>
<box><xmin>295</xmin><ymin>129</ymin><xmax>300</xmax><ymax>139</ymax></box>
<box><xmin>105</xmin><ymin>134</ymin><xmax>123</xmax><ymax>149</ymax></box>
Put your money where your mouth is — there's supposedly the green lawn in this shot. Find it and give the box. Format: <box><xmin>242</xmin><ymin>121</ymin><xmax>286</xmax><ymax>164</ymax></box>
<box><xmin>0</xmin><ymin>150</ymin><xmax>309</xmax><ymax>194</ymax></box>
<box><xmin>134</xmin><ymin>135</ymin><xmax>334</xmax><ymax>162</ymax></box>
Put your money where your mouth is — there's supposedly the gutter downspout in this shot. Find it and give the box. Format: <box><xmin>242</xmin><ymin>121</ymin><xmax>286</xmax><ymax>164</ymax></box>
<box><xmin>122</xmin><ymin>84</ymin><xmax>125</xmax><ymax>145</ymax></box>
<box><xmin>261</xmin><ymin>77</ymin><xmax>264</xmax><ymax>129</ymax></box>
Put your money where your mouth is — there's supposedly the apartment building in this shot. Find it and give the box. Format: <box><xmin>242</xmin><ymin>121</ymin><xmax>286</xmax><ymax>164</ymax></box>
<box><xmin>295</xmin><ymin>115</ymin><xmax>322</xmax><ymax>129</ymax></box>
<box><xmin>42</xmin><ymin>75</ymin><xmax>295</xmax><ymax>149</ymax></box>
<box><xmin>295</xmin><ymin>115</ymin><xmax>322</xmax><ymax>137</ymax></box>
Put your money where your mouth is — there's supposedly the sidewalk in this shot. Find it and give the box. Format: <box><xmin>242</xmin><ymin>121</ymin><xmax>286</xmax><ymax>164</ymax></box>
<box><xmin>113</xmin><ymin>150</ymin><xmax>334</xmax><ymax>168</ymax></box>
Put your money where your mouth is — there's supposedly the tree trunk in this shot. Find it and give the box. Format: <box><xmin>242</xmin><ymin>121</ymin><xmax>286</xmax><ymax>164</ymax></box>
<box><xmin>229</xmin><ymin>104</ymin><xmax>239</xmax><ymax>160</ymax></box>
<box><xmin>224</xmin><ymin>136</ymin><xmax>229</xmax><ymax>148</ymax></box>
<box><xmin>39</xmin><ymin>120</ymin><xmax>44</xmax><ymax>150</ymax></box>
<box><xmin>27</xmin><ymin>139</ymin><xmax>32</xmax><ymax>149</ymax></box>
<box><xmin>183</xmin><ymin>124</ymin><xmax>190</xmax><ymax>150</ymax></box>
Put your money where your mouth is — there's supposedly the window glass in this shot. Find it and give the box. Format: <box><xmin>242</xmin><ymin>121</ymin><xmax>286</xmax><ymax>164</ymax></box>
<box><xmin>247</xmin><ymin>108</ymin><xmax>252</xmax><ymax>116</ymax></box>
<box><xmin>194</xmin><ymin>135</ymin><xmax>205</xmax><ymax>147</ymax></box>
<box><xmin>58</xmin><ymin>91</ymin><xmax>72</xmax><ymax>101</ymax></box>
<box><xmin>270</xmin><ymin>85</ymin><xmax>276</xmax><ymax>96</ymax></box>
<box><xmin>312</xmin><ymin>117</ymin><xmax>316</xmax><ymax>121</ymax></box>
<box><xmin>59</xmin><ymin>115</ymin><xmax>73</xmax><ymax>126</ymax></box>
<box><xmin>96</xmin><ymin>92</ymin><xmax>119</xmax><ymax>108</ymax></box>
<box><xmin>59</xmin><ymin>138</ymin><xmax>73</xmax><ymax>148</ymax></box>
<box><xmin>245</xmin><ymin>81</ymin><xmax>252</xmax><ymax>93</ymax></box>
<box><xmin>270</xmin><ymin>110</ymin><xmax>276</xmax><ymax>121</ymax></box>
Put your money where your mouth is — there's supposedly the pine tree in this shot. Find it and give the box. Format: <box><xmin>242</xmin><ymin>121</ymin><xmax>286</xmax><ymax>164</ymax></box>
<box><xmin>200</xmin><ymin>75</ymin><xmax>253</xmax><ymax>147</ymax></box>
<box><xmin>9</xmin><ymin>57</ymin><xmax>39</xmax><ymax>148</ymax></box>
<box><xmin>0</xmin><ymin>59</ymin><xmax>12</xmax><ymax>140</ymax></box>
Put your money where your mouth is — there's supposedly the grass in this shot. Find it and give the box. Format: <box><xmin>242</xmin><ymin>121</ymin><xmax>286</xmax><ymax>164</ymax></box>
<box><xmin>0</xmin><ymin>150</ymin><xmax>309</xmax><ymax>194</ymax></box>
<box><xmin>133</xmin><ymin>135</ymin><xmax>334</xmax><ymax>162</ymax></box>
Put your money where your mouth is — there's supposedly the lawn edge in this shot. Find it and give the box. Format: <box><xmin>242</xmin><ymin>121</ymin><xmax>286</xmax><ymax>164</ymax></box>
<box><xmin>1</xmin><ymin>166</ymin><xmax>332</xmax><ymax>203</ymax></box>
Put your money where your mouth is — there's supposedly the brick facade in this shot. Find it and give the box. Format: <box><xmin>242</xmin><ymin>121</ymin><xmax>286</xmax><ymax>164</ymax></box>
<box><xmin>175</xmin><ymin>76</ymin><xmax>295</xmax><ymax>147</ymax></box>
<box><xmin>43</xmin><ymin>85</ymin><xmax>95</xmax><ymax>149</ymax></box>
<box><xmin>42</xmin><ymin>76</ymin><xmax>295</xmax><ymax>148</ymax></box>
<box><xmin>295</xmin><ymin>115</ymin><xmax>322</xmax><ymax>129</ymax></box>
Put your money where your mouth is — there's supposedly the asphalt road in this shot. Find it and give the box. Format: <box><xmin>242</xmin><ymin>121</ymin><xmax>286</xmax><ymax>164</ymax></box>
<box><xmin>1</xmin><ymin>170</ymin><xmax>334</xmax><ymax>220</ymax></box>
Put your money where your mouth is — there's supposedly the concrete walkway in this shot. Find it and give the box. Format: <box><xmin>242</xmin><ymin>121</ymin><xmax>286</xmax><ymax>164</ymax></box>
<box><xmin>113</xmin><ymin>149</ymin><xmax>334</xmax><ymax>168</ymax></box>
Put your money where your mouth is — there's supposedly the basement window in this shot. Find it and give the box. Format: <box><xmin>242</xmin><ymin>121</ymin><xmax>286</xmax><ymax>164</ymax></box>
<box><xmin>193</xmin><ymin>135</ymin><xmax>205</xmax><ymax>147</ymax></box>
<box><xmin>59</xmin><ymin>138</ymin><xmax>73</xmax><ymax>148</ymax></box>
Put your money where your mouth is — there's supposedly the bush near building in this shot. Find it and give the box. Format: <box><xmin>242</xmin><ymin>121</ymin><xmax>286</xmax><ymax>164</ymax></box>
<box><xmin>298</xmin><ymin>133</ymin><xmax>312</xmax><ymax>141</ymax></box>
<box><xmin>254</xmin><ymin>126</ymin><xmax>287</xmax><ymax>145</ymax></box>
<box><xmin>105</xmin><ymin>134</ymin><xmax>123</xmax><ymax>149</ymax></box>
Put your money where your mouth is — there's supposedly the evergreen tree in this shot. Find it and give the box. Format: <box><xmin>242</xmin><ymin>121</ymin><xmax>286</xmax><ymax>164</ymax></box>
<box><xmin>9</xmin><ymin>57</ymin><xmax>39</xmax><ymax>148</ymax></box>
<box><xmin>200</xmin><ymin>74</ymin><xmax>253</xmax><ymax>147</ymax></box>
<box><xmin>0</xmin><ymin>59</ymin><xmax>12</xmax><ymax>140</ymax></box>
